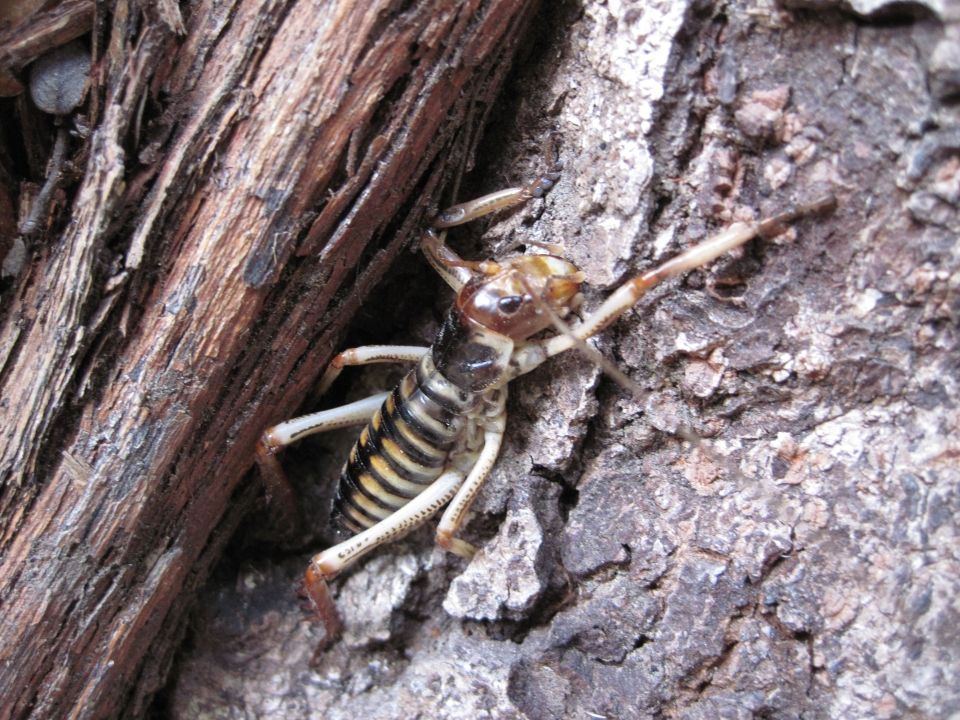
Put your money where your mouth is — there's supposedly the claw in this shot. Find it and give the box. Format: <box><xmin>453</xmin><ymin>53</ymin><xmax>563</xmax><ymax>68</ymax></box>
<box><xmin>304</xmin><ymin>563</ymin><xmax>342</xmax><ymax>649</ymax></box>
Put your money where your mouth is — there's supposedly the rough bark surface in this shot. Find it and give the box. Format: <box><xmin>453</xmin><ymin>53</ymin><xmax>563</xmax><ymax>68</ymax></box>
<box><xmin>1</xmin><ymin>0</ymin><xmax>957</xmax><ymax>718</ymax></box>
<box><xmin>0</xmin><ymin>1</ymin><xmax>538</xmax><ymax>717</ymax></box>
<box><xmin>164</xmin><ymin>1</ymin><xmax>959</xmax><ymax>718</ymax></box>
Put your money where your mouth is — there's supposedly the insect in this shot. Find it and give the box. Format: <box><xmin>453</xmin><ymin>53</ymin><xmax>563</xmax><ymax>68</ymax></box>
<box><xmin>255</xmin><ymin>143</ymin><xmax>835</xmax><ymax>646</ymax></box>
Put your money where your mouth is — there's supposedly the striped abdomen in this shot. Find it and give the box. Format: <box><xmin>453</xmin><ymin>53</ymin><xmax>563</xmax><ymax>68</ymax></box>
<box><xmin>333</xmin><ymin>352</ymin><xmax>480</xmax><ymax>534</ymax></box>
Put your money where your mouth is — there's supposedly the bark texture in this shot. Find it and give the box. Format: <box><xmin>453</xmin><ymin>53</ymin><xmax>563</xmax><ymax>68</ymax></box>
<box><xmin>2</xmin><ymin>0</ymin><xmax>958</xmax><ymax>718</ymax></box>
<box><xmin>165</xmin><ymin>0</ymin><xmax>960</xmax><ymax>718</ymax></box>
<box><xmin>0</xmin><ymin>1</ymin><xmax>539</xmax><ymax>717</ymax></box>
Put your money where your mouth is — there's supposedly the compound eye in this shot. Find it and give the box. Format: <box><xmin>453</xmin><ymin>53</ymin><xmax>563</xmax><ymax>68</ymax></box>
<box><xmin>497</xmin><ymin>295</ymin><xmax>525</xmax><ymax>314</ymax></box>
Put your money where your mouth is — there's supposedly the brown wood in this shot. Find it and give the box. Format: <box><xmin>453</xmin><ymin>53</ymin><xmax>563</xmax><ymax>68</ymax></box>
<box><xmin>0</xmin><ymin>0</ymin><xmax>537</xmax><ymax>717</ymax></box>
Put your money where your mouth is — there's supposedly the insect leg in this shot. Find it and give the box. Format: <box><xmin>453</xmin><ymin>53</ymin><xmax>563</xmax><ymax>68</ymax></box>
<box><xmin>421</xmin><ymin>229</ymin><xmax>473</xmax><ymax>290</ymax></box>
<box><xmin>432</xmin><ymin>163</ymin><xmax>563</xmax><ymax>230</ymax></box>
<box><xmin>435</xmin><ymin>414</ymin><xmax>506</xmax><ymax>559</ymax></box>
<box><xmin>260</xmin><ymin>393</ymin><xmax>389</xmax><ymax>451</ymax></box>
<box><xmin>259</xmin><ymin>344</ymin><xmax>425</xmax><ymax>533</ymax></box>
<box><xmin>539</xmin><ymin>196</ymin><xmax>837</xmax><ymax>360</ymax></box>
<box><xmin>256</xmin><ymin>393</ymin><xmax>390</xmax><ymax>532</ymax></box>
<box><xmin>304</xmin><ymin>468</ymin><xmax>466</xmax><ymax>645</ymax></box>
<box><xmin>422</xmin><ymin>146</ymin><xmax>564</xmax><ymax>290</ymax></box>
<box><xmin>317</xmin><ymin>345</ymin><xmax>428</xmax><ymax>395</ymax></box>
<box><xmin>422</xmin><ymin>138</ymin><xmax>564</xmax><ymax>290</ymax></box>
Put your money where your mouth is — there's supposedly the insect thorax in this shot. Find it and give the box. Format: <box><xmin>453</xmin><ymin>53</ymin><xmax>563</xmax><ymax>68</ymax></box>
<box><xmin>432</xmin><ymin>306</ymin><xmax>515</xmax><ymax>393</ymax></box>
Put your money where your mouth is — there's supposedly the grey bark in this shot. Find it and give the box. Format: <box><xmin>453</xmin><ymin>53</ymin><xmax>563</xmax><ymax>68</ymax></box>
<box><xmin>3</xmin><ymin>0</ymin><xmax>956</xmax><ymax>717</ymax></box>
<box><xmin>167</xmin><ymin>1</ymin><xmax>960</xmax><ymax>718</ymax></box>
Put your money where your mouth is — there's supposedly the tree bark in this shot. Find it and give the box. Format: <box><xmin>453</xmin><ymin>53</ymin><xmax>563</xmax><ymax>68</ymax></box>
<box><xmin>162</xmin><ymin>1</ymin><xmax>958</xmax><ymax>718</ymax></box>
<box><xmin>0</xmin><ymin>1</ymin><xmax>539</xmax><ymax>717</ymax></box>
<box><xmin>3</xmin><ymin>0</ymin><xmax>959</xmax><ymax>718</ymax></box>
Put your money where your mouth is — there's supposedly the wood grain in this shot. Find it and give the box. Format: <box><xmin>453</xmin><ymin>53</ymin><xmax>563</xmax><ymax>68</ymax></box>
<box><xmin>0</xmin><ymin>0</ymin><xmax>537</xmax><ymax>716</ymax></box>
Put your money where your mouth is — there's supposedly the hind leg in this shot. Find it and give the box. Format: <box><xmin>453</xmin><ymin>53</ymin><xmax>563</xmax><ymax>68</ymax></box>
<box><xmin>305</xmin><ymin>468</ymin><xmax>466</xmax><ymax>648</ymax></box>
<box><xmin>256</xmin><ymin>345</ymin><xmax>428</xmax><ymax>530</ymax></box>
<box><xmin>256</xmin><ymin>393</ymin><xmax>389</xmax><ymax>534</ymax></box>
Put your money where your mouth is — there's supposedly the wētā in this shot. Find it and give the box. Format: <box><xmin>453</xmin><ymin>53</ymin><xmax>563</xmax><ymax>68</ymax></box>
<box><xmin>255</xmin><ymin>143</ymin><xmax>835</xmax><ymax>647</ymax></box>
